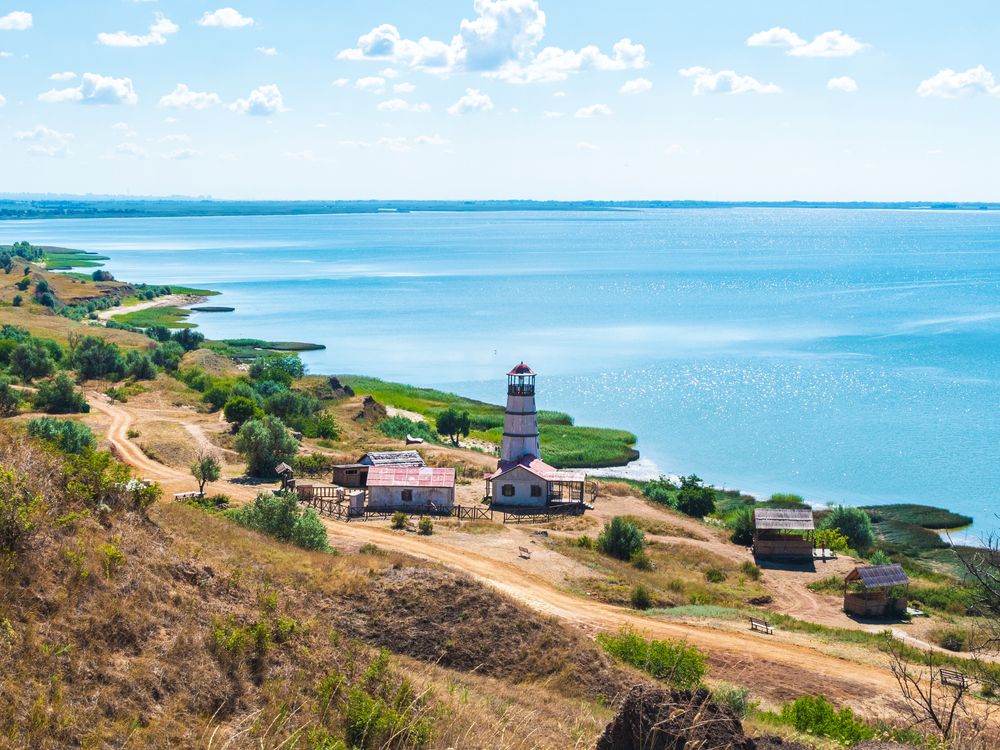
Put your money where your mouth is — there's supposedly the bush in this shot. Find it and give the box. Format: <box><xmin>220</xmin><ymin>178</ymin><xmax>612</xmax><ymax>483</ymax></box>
<box><xmin>235</xmin><ymin>416</ymin><xmax>298</xmax><ymax>477</ymax></box>
<box><xmin>778</xmin><ymin>695</ymin><xmax>875</xmax><ymax>745</ymax></box>
<box><xmin>597</xmin><ymin>627</ymin><xmax>706</xmax><ymax>689</ymax></box>
<box><xmin>0</xmin><ymin>375</ymin><xmax>22</xmax><ymax>417</ymax></box>
<box><xmin>728</xmin><ymin>505</ymin><xmax>754</xmax><ymax>545</ymax></box>
<box><xmin>224</xmin><ymin>396</ymin><xmax>263</xmax><ymax>430</ymax></box>
<box><xmin>391</xmin><ymin>511</ymin><xmax>407</xmax><ymax>530</ymax></box>
<box><xmin>11</xmin><ymin>295</ymin><xmax>22</xmax><ymax>307</ymax></box>
<box><xmin>597</xmin><ymin>516</ymin><xmax>645</xmax><ymax>561</ymax></box>
<box><xmin>91</xmin><ymin>270</ymin><xmax>114</xmax><ymax>282</ymax></box>
<box><xmin>631</xmin><ymin>550</ymin><xmax>654</xmax><ymax>570</ymax></box>
<box><xmin>27</xmin><ymin>417</ymin><xmax>96</xmax><ymax>454</ymax></box>
<box><xmin>417</xmin><ymin>516</ymin><xmax>433</xmax><ymax>535</ymax></box>
<box><xmin>227</xmin><ymin>492</ymin><xmax>330</xmax><ymax>551</ymax></box>
<box><xmin>250</xmin><ymin>354</ymin><xmax>305</xmax><ymax>382</ymax></box>
<box><xmin>151</xmin><ymin>340</ymin><xmax>184</xmax><ymax>371</ymax></box>
<box><xmin>378</xmin><ymin>416</ymin><xmax>438</xmax><ymax>444</ymax></box>
<box><xmin>34</xmin><ymin>373</ymin><xmax>89</xmax><ymax>414</ymax></box>
<box><xmin>676</xmin><ymin>485</ymin><xmax>716</xmax><ymax>518</ymax></box>
<box><xmin>71</xmin><ymin>336</ymin><xmax>124</xmax><ymax>380</ymax></box>
<box><xmin>630</xmin><ymin>584</ymin><xmax>653</xmax><ymax>610</ymax></box>
<box><xmin>123</xmin><ymin>350</ymin><xmax>157</xmax><ymax>380</ymax></box>
<box><xmin>768</xmin><ymin>493</ymin><xmax>806</xmax><ymax>507</ymax></box>
<box><xmin>814</xmin><ymin>527</ymin><xmax>850</xmax><ymax>553</ymax></box>
<box><xmin>202</xmin><ymin>384</ymin><xmax>233</xmax><ymax>410</ymax></box>
<box><xmin>293</xmin><ymin>412</ymin><xmax>340</xmax><ymax>440</ymax></box>
<box><xmin>294</xmin><ymin>452</ymin><xmax>335</xmax><ymax>477</ymax></box>
<box><xmin>10</xmin><ymin>339</ymin><xmax>55</xmax><ymax>382</ymax></box>
<box><xmin>576</xmin><ymin>534</ymin><xmax>594</xmax><ymax>549</ymax></box>
<box><xmin>739</xmin><ymin>560</ymin><xmax>762</xmax><ymax>581</ymax></box>
<box><xmin>642</xmin><ymin>476</ymin><xmax>677</xmax><ymax>506</ymax></box>
<box><xmin>0</xmin><ymin>467</ymin><xmax>37</xmax><ymax>558</ymax></box>
<box><xmin>170</xmin><ymin>328</ymin><xmax>204</xmax><ymax>352</ymax></box>
<box><xmin>821</xmin><ymin>506</ymin><xmax>875</xmax><ymax>552</ymax></box>
<box><xmin>705</xmin><ymin>567</ymin><xmax>726</xmax><ymax>583</ymax></box>
<box><xmin>712</xmin><ymin>683</ymin><xmax>757</xmax><ymax>719</ymax></box>
<box><xmin>264</xmin><ymin>390</ymin><xmax>319</xmax><ymax>420</ymax></box>
<box><xmin>868</xmin><ymin>549</ymin><xmax>892</xmax><ymax>566</ymax></box>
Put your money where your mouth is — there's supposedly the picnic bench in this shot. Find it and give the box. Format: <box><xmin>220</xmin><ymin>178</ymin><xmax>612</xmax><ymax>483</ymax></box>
<box><xmin>173</xmin><ymin>491</ymin><xmax>204</xmax><ymax>501</ymax></box>
<box><xmin>940</xmin><ymin>669</ymin><xmax>971</xmax><ymax>689</ymax></box>
<box><xmin>518</xmin><ymin>546</ymin><xmax>532</xmax><ymax>560</ymax></box>
<box><xmin>749</xmin><ymin>617</ymin><xmax>773</xmax><ymax>635</ymax></box>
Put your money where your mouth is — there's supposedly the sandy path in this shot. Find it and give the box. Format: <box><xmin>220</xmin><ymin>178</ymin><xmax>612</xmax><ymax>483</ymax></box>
<box><xmin>96</xmin><ymin>293</ymin><xmax>206</xmax><ymax>321</ymax></box>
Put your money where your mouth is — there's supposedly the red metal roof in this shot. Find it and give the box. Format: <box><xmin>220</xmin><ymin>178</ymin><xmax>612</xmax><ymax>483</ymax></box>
<box><xmin>487</xmin><ymin>456</ymin><xmax>585</xmax><ymax>483</ymax></box>
<box><xmin>507</xmin><ymin>362</ymin><xmax>536</xmax><ymax>376</ymax></box>
<box><xmin>366</xmin><ymin>466</ymin><xmax>455</xmax><ymax>488</ymax></box>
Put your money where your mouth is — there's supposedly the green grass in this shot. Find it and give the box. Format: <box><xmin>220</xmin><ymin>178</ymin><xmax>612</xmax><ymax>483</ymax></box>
<box><xmin>41</xmin><ymin>248</ymin><xmax>110</xmax><ymax>270</ymax></box>
<box><xmin>863</xmin><ymin>504</ymin><xmax>973</xmax><ymax>530</ymax></box>
<box><xmin>203</xmin><ymin>339</ymin><xmax>326</xmax><ymax>360</ymax></box>
<box><xmin>113</xmin><ymin>306</ymin><xmax>195</xmax><ymax>329</ymax></box>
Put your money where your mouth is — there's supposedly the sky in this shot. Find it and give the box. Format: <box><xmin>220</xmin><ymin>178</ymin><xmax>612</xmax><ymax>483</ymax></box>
<box><xmin>0</xmin><ymin>0</ymin><xmax>999</xmax><ymax>200</ymax></box>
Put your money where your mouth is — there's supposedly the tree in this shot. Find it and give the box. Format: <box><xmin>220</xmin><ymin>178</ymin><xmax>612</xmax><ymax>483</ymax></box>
<box><xmin>171</xmin><ymin>328</ymin><xmax>204</xmax><ymax>352</ymax></box>
<box><xmin>0</xmin><ymin>376</ymin><xmax>22</xmax><ymax>417</ymax></box>
<box><xmin>91</xmin><ymin>270</ymin><xmax>114</xmax><ymax>282</ymax></box>
<box><xmin>0</xmin><ymin>466</ymin><xmax>37</xmax><ymax>558</ymax></box>
<box><xmin>27</xmin><ymin>417</ymin><xmax>96</xmax><ymax>454</ymax></box>
<box><xmin>71</xmin><ymin>336</ymin><xmax>124</xmax><ymax>381</ymax></box>
<box><xmin>436</xmin><ymin>407</ymin><xmax>471</xmax><ymax>446</ymax></box>
<box><xmin>250</xmin><ymin>354</ymin><xmax>305</xmax><ymax>382</ymax></box>
<box><xmin>676</xmin><ymin>484</ymin><xmax>716</xmax><ymax>518</ymax></box>
<box><xmin>33</xmin><ymin>373</ymin><xmax>89</xmax><ymax>414</ymax></box>
<box><xmin>597</xmin><ymin>516</ymin><xmax>645</xmax><ymax>561</ymax></box>
<box><xmin>123</xmin><ymin>349</ymin><xmax>157</xmax><ymax>380</ymax></box>
<box><xmin>223</xmin><ymin>396</ymin><xmax>263</xmax><ymax>431</ymax></box>
<box><xmin>235</xmin><ymin>416</ymin><xmax>298</xmax><ymax>477</ymax></box>
<box><xmin>728</xmin><ymin>505</ymin><xmax>754</xmax><ymax>545</ymax></box>
<box><xmin>226</xmin><ymin>492</ymin><xmax>328</xmax><ymax>551</ymax></box>
<box><xmin>191</xmin><ymin>451</ymin><xmax>221</xmax><ymax>494</ymax></box>
<box><xmin>821</xmin><ymin>505</ymin><xmax>875</xmax><ymax>551</ymax></box>
<box><xmin>10</xmin><ymin>339</ymin><xmax>55</xmax><ymax>383</ymax></box>
<box><xmin>151</xmin><ymin>340</ymin><xmax>184</xmax><ymax>371</ymax></box>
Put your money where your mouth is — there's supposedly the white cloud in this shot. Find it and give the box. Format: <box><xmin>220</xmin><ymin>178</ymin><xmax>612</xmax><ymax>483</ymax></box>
<box><xmin>38</xmin><ymin>73</ymin><xmax>139</xmax><ymax>105</ymax></box>
<box><xmin>381</xmin><ymin>67</ymin><xmax>399</xmax><ymax>78</ymax></box>
<box><xmin>393</xmin><ymin>82</ymin><xmax>416</xmax><ymax>93</ymax></box>
<box><xmin>163</xmin><ymin>147</ymin><xmax>199</xmax><ymax>160</ymax></box>
<box><xmin>28</xmin><ymin>144</ymin><xmax>70</xmax><ymax>158</ymax></box>
<box><xmin>827</xmin><ymin>76</ymin><xmax>858</xmax><ymax>93</ymax></box>
<box><xmin>112</xmin><ymin>121</ymin><xmax>137</xmax><ymax>138</ymax></box>
<box><xmin>256</xmin><ymin>46</ymin><xmax>278</xmax><ymax>56</ymax></box>
<box><xmin>376</xmin><ymin>98</ymin><xmax>430</xmax><ymax>112</ymax></box>
<box><xmin>747</xmin><ymin>27</ymin><xmax>867</xmax><ymax>58</ymax></box>
<box><xmin>355</xmin><ymin>76</ymin><xmax>386</xmax><ymax>93</ymax></box>
<box><xmin>917</xmin><ymin>65</ymin><xmax>1000</xmax><ymax>98</ymax></box>
<box><xmin>98</xmin><ymin>13</ymin><xmax>178</xmax><ymax>47</ymax></box>
<box><xmin>0</xmin><ymin>11</ymin><xmax>32</xmax><ymax>31</ymax></box>
<box><xmin>620</xmin><ymin>77</ymin><xmax>652</xmax><ymax>95</ymax></box>
<box><xmin>159</xmin><ymin>83</ymin><xmax>222</xmax><ymax>109</ymax></box>
<box><xmin>0</xmin><ymin>93</ymin><xmax>5</xmax><ymax>107</ymax></box>
<box><xmin>331</xmin><ymin>78</ymin><xmax>349</xmax><ymax>87</ymax></box>
<box><xmin>198</xmin><ymin>8</ymin><xmax>254</xmax><ymax>28</ymax></box>
<box><xmin>679</xmin><ymin>67</ymin><xmax>781</xmax><ymax>95</ymax></box>
<box><xmin>574</xmin><ymin>103</ymin><xmax>612</xmax><ymax>118</ymax></box>
<box><xmin>231</xmin><ymin>84</ymin><xmax>287</xmax><ymax>115</ymax></box>
<box><xmin>116</xmin><ymin>142</ymin><xmax>148</xmax><ymax>158</ymax></box>
<box><xmin>338</xmin><ymin>2</ymin><xmax>646</xmax><ymax>84</ymax></box>
<box><xmin>14</xmin><ymin>124</ymin><xmax>73</xmax><ymax>157</ymax></box>
<box><xmin>447</xmin><ymin>87</ymin><xmax>493</xmax><ymax>115</ymax></box>
<box><xmin>576</xmin><ymin>141</ymin><xmax>598</xmax><ymax>151</ymax></box>
<box><xmin>542</xmin><ymin>110</ymin><xmax>563</xmax><ymax>118</ymax></box>
<box><xmin>0</xmin><ymin>51</ymin><xmax>13</xmax><ymax>58</ymax></box>
<box><xmin>49</xmin><ymin>71</ymin><xmax>76</xmax><ymax>81</ymax></box>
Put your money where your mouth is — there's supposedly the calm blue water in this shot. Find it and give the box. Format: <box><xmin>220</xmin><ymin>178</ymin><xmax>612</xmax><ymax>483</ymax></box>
<box><xmin>4</xmin><ymin>210</ymin><xmax>998</xmax><ymax>539</ymax></box>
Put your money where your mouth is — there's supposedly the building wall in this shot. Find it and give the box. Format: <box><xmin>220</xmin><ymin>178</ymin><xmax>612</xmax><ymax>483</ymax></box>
<box><xmin>367</xmin><ymin>485</ymin><xmax>455</xmax><ymax>512</ymax></box>
<box><xmin>332</xmin><ymin>466</ymin><xmax>367</xmax><ymax>488</ymax></box>
<box><xmin>502</xmin><ymin>393</ymin><xmax>540</xmax><ymax>462</ymax></box>
<box><xmin>492</xmin><ymin>466</ymin><xmax>547</xmax><ymax>507</ymax></box>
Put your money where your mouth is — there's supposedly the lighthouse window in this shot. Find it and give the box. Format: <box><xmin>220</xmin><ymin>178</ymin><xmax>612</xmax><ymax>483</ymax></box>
<box><xmin>501</xmin><ymin>484</ymin><xmax>515</xmax><ymax>497</ymax></box>
<box><xmin>530</xmin><ymin>485</ymin><xmax>542</xmax><ymax>497</ymax></box>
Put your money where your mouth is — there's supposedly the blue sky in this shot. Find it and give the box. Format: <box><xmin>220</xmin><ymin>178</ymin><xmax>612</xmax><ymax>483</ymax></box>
<box><xmin>0</xmin><ymin>1</ymin><xmax>998</xmax><ymax>200</ymax></box>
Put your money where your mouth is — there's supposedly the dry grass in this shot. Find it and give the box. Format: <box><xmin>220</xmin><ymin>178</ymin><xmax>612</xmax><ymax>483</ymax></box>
<box><xmin>135</xmin><ymin>420</ymin><xmax>203</xmax><ymax>469</ymax></box>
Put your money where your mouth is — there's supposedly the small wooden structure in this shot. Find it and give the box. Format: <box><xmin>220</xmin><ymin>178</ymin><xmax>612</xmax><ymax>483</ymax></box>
<box><xmin>331</xmin><ymin>463</ymin><xmax>367</xmax><ymax>488</ymax></box>
<box><xmin>366</xmin><ymin>466</ymin><xmax>455</xmax><ymax>513</ymax></box>
<box><xmin>749</xmin><ymin>617</ymin><xmax>773</xmax><ymax>635</ymax></box>
<box><xmin>752</xmin><ymin>508</ymin><xmax>815</xmax><ymax>560</ymax></box>
<box><xmin>275</xmin><ymin>462</ymin><xmax>295</xmax><ymax>491</ymax></box>
<box><xmin>844</xmin><ymin>564</ymin><xmax>909</xmax><ymax>618</ymax></box>
<box><xmin>331</xmin><ymin>451</ymin><xmax>426</xmax><ymax>489</ymax></box>
<box><xmin>940</xmin><ymin>669</ymin><xmax>972</xmax><ymax>689</ymax></box>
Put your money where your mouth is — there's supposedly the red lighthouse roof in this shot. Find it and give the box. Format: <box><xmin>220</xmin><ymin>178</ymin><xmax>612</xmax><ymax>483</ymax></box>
<box><xmin>507</xmin><ymin>362</ymin><xmax>536</xmax><ymax>376</ymax></box>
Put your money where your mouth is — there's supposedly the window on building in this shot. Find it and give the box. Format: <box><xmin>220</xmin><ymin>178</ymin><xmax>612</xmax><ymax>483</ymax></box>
<box><xmin>401</xmin><ymin>489</ymin><xmax>413</xmax><ymax>502</ymax></box>
<box><xmin>530</xmin><ymin>484</ymin><xmax>542</xmax><ymax>498</ymax></box>
<box><xmin>501</xmin><ymin>484</ymin><xmax>515</xmax><ymax>497</ymax></box>
<box><xmin>346</xmin><ymin>469</ymin><xmax>358</xmax><ymax>475</ymax></box>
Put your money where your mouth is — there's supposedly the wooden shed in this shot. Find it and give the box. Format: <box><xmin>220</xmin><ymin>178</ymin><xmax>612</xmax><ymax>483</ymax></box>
<box><xmin>844</xmin><ymin>564</ymin><xmax>909</xmax><ymax>618</ymax></box>
<box><xmin>366</xmin><ymin>466</ymin><xmax>455</xmax><ymax>514</ymax></box>
<box><xmin>359</xmin><ymin>450</ymin><xmax>425</xmax><ymax>468</ymax></box>
<box><xmin>331</xmin><ymin>464</ymin><xmax>368</xmax><ymax>488</ymax></box>
<box><xmin>752</xmin><ymin>508</ymin><xmax>815</xmax><ymax>560</ymax></box>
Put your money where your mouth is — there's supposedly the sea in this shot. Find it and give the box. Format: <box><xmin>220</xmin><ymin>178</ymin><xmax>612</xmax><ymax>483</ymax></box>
<box><xmin>4</xmin><ymin>209</ymin><xmax>998</xmax><ymax>540</ymax></box>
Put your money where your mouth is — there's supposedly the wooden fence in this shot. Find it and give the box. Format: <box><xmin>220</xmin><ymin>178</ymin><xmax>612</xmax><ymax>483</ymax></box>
<box><xmin>297</xmin><ymin>496</ymin><xmax>584</xmax><ymax>525</ymax></box>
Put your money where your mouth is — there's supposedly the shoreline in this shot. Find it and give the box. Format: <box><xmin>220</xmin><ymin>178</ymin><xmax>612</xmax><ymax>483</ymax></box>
<box><xmin>96</xmin><ymin>293</ymin><xmax>208</xmax><ymax>322</ymax></box>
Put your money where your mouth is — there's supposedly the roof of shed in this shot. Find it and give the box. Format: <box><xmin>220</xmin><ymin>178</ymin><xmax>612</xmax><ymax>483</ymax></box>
<box><xmin>366</xmin><ymin>466</ymin><xmax>455</xmax><ymax>489</ymax></box>
<box><xmin>847</xmin><ymin>564</ymin><xmax>910</xmax><ymax>589</ymax></box>
<box><xmin>753</xmin><ymin>508</ymin><xmax>815</xmax><ymax>531</ymax></box>
<box><xmin>487</xmin><ymin>456</ymin><xmax>585</xmax><ymax>484</ymax></box>
<box><xmin>358</xmin><ymin>450</ymin><xmax>426</xmax><ymax>467</ymax></box>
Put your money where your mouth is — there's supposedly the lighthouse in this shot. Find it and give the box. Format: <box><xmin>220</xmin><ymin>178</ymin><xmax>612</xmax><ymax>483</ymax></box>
<box><xmin>501</xmin><ymin>362</ymin><xmax>540</xmax><ymax>462</ymax></box>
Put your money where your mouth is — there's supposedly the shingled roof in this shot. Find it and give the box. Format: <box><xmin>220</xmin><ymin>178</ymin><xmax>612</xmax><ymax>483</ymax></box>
<box><xmin>753</xmin><ymin>508</ymin><xmax>815</xmax><ymax>531</ymax></box>
<box><xmin>487</xmin><ymin>456</ymin><xmax>585</xmax><ymax>484</ymax></box>
<box><xmin>847</xmin><ymin>564</ymin><xmax>910</xmax><ymax>590</ymax></box>
<box><xmin>366</xmin><ymin>466</ymin><xmax>455</xmax><ymax>489</ymax></box>
<box><xmin>358</xmin><ymin>450</ymin><xmax>425</xmax><ymax>468</ymax></box>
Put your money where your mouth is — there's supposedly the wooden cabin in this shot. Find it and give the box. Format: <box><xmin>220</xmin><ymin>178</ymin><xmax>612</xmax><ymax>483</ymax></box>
<box><xmin>331</xmin><ymin>451</ymin><xmax>426</xmax><ymax>489</ymax></box>
<box><xmin>844</xmin><ymin>564</ymin><xmax>909</xmax><ymax>618</ymax></box>
<box><xmin>331</xmin><ymin>464</ymin><xmax>367</xmax><ymax>488</ymax></box>
<box><xmin>485</xmin><ymin>456</ymin><xmax>586</xmax><ymax>509</ymax></box>
<box><xmin>752</xmin><ymin>508</ymin><xmax>815</xmax><ymax>560</ymax></box>
<box><xmin>366</xmin><ymin>466</ymin><xmax>455</xmax><ymax>513</ymax></box>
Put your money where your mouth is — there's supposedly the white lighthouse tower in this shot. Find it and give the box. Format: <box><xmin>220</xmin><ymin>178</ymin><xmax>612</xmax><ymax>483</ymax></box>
<box><xmin>501</xmin><ymin>362</ymin><xmax>540</xmax><ymax>463</ymax></box>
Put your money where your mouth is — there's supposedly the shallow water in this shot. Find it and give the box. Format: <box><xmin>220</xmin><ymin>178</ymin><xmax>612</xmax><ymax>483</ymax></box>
<box><xmin>5</xmin><ymin>208</ymin><xmax>998</xmax><ymax>539</ymax></box>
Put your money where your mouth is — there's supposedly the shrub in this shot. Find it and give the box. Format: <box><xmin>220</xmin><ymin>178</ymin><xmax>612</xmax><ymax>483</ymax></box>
<box><xmin>14</xmin><ymin>277</ymin><xmax>30</xmax><ymax>291</ymax></box>
<box><xmin>250</xmin><ymin>354</ymin><xmax>305</xmax><ymax>382</ymax></box>
<box><xmin>0</xmin><ymin>467</ymin><xmax>37</xmax><ymax>558</ymax></box>
<box><xmin>151</xmin><ymin>340</ymin><xmax>184</xmax><ymax>371</ymax></box>
<box><xmin>123</xmin><ymin>350</ymin><xmax>157</xmax><ymax>380</ymax></box>
<box><xmin>378</xmin><ymin>416</ymin><xmax>438</xmax><ymax>444</ymax></box>
<box><xmin>417</xmin><ymin>516</ymin><xmax>433</xmax><ymax>535</ymax></box>
<box><xmin>227</xmin><ymin>492</ymin><xmax>330</xmax><ymax>551</ymax></box>
<box><xmin>778</xmin><ymin>695</ymin><xmax>875</xmax><ymax>745</ymax></box>
<box><xmin>768</xmin><ymin>493</ymin><xmax>806</xmax><ymax>507</ymax></box>
<box><xmin>91</xmin><ymin>270</ymin><xmax>114</xmax><ymax>282</ymax></box>
<box><xmin>293</xmin><ymin>412</ymin><xmax>340</xmax><ymax>440</ymax></box>
<box><xmin>71</xmin><ymin>336</ymin><xmax>124</xmax><ymax>380</ymax></box>
<box><xmin>10</xmin><ymin>339</ymin><xmax>55</xmax><ymax>382</ymax></box>
<box><xmin>11</xmin><ymin>295</ymin><xmax>22</xmax><ymax>307</ymax></box>
<box><xmin>932</xmin><ymin>626</ymin><xmax>972</xmax><ymax>652</ymax></box>
<box><xmin>0</xmin><ymin>376</ymin><xmax>22</xmax><ymax>417</ymax></box>
<box><xmin>642</xmin><ymin>476</ymin><xmax>678</xmax><ymax>506</ymax></box>
<box><xmin>27</xmin><ymin>417</ymin><xmax>96</xmax><ymax>454</ymax></box>
<box><xmin>264</xmin><ymin>390</ymin><xmax>319</xmax><ymax>420</ymax></box>
<box><xmin>630</xmin><ymin>584</ymin><xmax>653</xmax><ymax>610</ymax></box>
<box><xmin>597</xmin><ymin>627</ymin><xmax>706</xmax><ymax>689</ymax></box>
<box><xmin>391</xmin><ymin>511</ymin><xmax>407</xmax><ymax>530</ymax></box>
<box><xmin>868</xmin><ymin>549</ymin><xmax>892</xmax><ymax>566</ymax></box>
<box><xmin>814</xmin><ymin>527</ymin><xmax>850</xmax><ymax>553</ymax></box>
<box><xmin>224</xmin><ymin>396</ymin><xmax>263</xmax><ymax>430</ymax></box>
<box><xmin>294</xmin><ymin>452</ymin><xmax>335</xmax><ymax>477</ymax></box>
<box><xmin>170</xmin><ymin>328</ymin><xmax>204</xmax><ymax>352</ymax></box>
<box><xmin>712</xmin><ymin>683</ymin><xmax>757</xmax><ymax>719</ymax></box>
<box><xmin>576</xmin><ymin>534</ymin><xmax>594</xmax><ymax>549</ymax></box>
<box><xmin>728</xmin><ymin>505</ymin><xmax>754</xmax><ymax>545</ymax></box>
<box><xmin>739</xmin><ymin>560</ymin><xmax>762</xmax><ymax>581</ymax></box>
<box><xmin>597</xmin><ymin>516</ymin><xmax>645</xmax><ymax>561</ymax></box>
<box><xmin>99</xmin><ymin>543</ymin><xmax>126</xmax><ymax>578</ymax></box>
<box><xmin>631</xmin><ymin>550</ymin><xmax>654</xmax><ymax>570</ymax></box>
<box><xmin>202</xmin><ymin>385</ymin><xmax>233</xmax><ymax>410</ymax></box>
<box><xmin>821</xmin><ymin>506</ymin><xmax>875</xmax><ymax>552</ymax></box>
<box><xmin>235</xmin><ymin>416</ymin><xmax>298</xmax><ymax>477</ymax></box>
<box><xmin>705</xmin><ymin>567</ymin><xmax>726</xmax><ymax>583</ymax></box>
<box><xmin>676</xmin><ymin>485</ymin><xmax>716</xmax><ymax>518</ymax></box>
<box><xmin>34</xmin><ymin>373</ymin><xmax>89</xmax><ymax>414</ymax></box>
